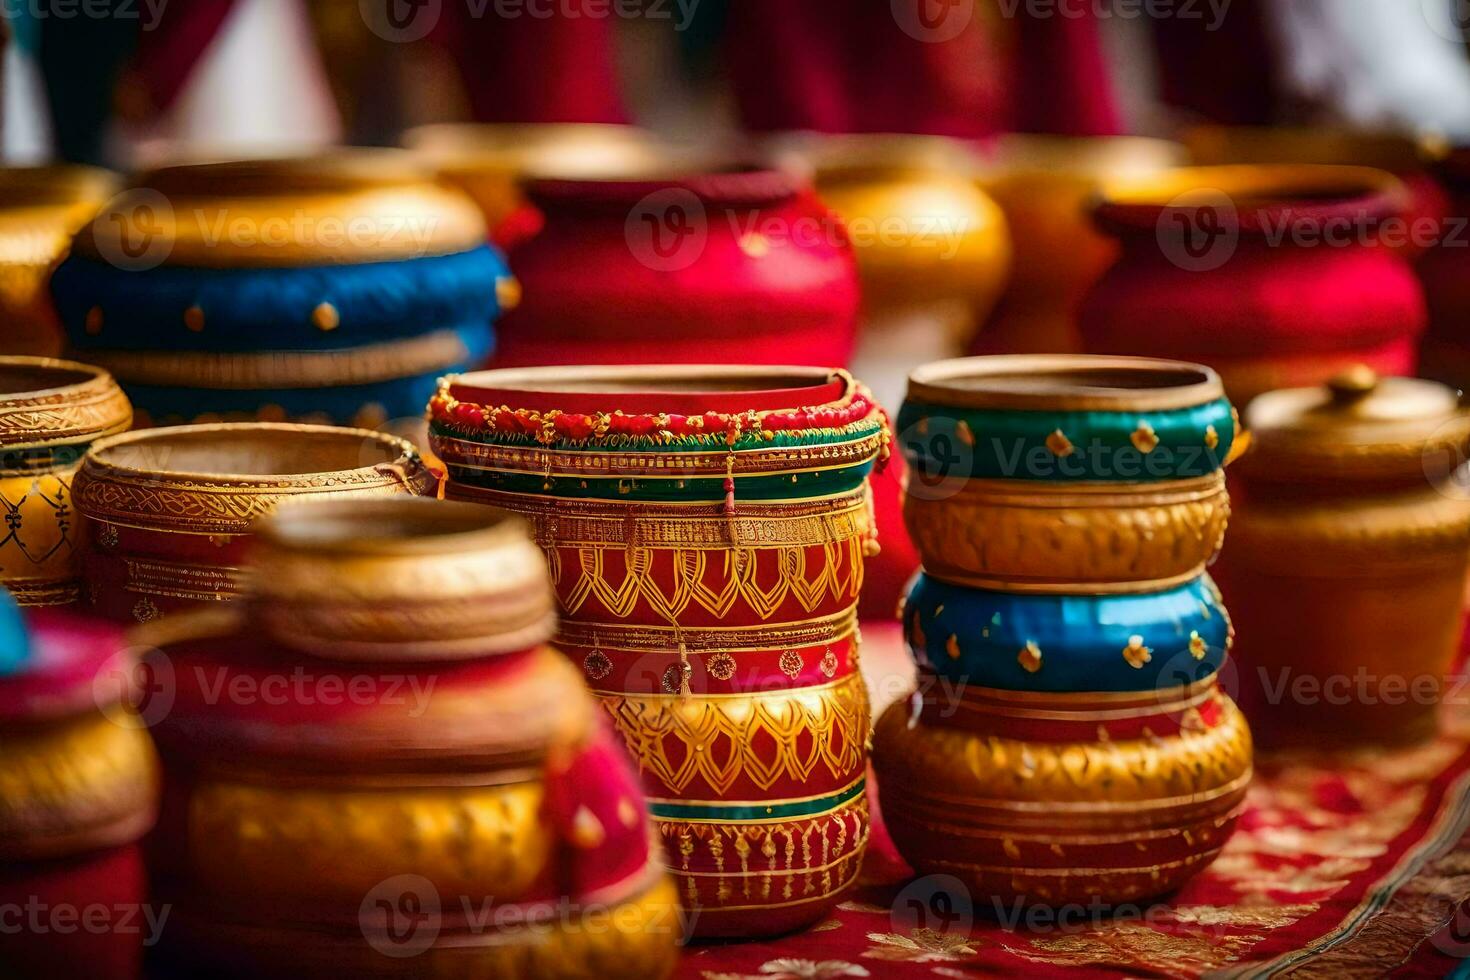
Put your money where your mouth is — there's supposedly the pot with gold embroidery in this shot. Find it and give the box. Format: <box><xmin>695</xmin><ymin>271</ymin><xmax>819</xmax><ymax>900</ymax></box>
<box><xmin>140</xmin><ymin>498</ymin><xmax>681</xmax><ymax>978</ymax></box>
<box><xmin>876</xmin><ymin>354</ymin><xmax>1251</xmax><ymax>906</ymax></box>
<box><xmin>72</xmin><ymin>423</ymin><xmax>436</xmax><ymax>624</ymax></box>
<box><xmin>0</xmin><ymin>357</ymin><xmax>133</xmax><ymax>606</ymax></box>
<box><xmin>430</xmin><ymin>365</ymin><xmax>885</xmax><ymax>937</ymax></box>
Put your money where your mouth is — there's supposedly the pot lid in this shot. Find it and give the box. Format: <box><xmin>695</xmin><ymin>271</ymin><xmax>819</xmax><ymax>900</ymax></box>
<box><xmin>1242</xmin><ymin>366</ymin><xmax>1470</xmax><ymax>484</ymax></box>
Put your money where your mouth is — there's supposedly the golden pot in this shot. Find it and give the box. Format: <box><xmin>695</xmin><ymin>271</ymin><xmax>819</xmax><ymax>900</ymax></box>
<box><xmin>0</xmin><ymin>356</ymin><xmax>132</xmax><ymax>606</ymax></box>
<box><xmin>0</xmin><ymin>166</ymin><xmax>117</xmax><ymax>357</ymax></box>
<box><xmin>404</xmin><ymin>122</ymin><xmax>666</xmax><ymax>237</ymax></box>
<box><xmin>143</xmin><ymin>497</ymin><xmax>681</xmax><ymax>978</ymax></box>
<box><xmin>1214</xmin><ymin>367</ymin><xmax>1470</xmax><ymax>746</ymax></box>
<box><xmin>978</xmin><ymin>136</ymin><xmax>1185</xmax><ymax>355</ymax></box>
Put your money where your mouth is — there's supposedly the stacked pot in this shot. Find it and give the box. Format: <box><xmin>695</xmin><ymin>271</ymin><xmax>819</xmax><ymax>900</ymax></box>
<box><xmin>0</xmin><ymin>357</ymin><xmax>132</xmax><ymax>607</ymax></box>
<box><xmin>51</xmin><ymin>151</ymin><xmax>513</xmax><ymax>429</ymax></box>
<box><xmin>430</xmin><ymin>365</ymin><xmax>883</xmax><ymax>937</ymax></box>
<box><xmin>0</xmin><ymin>596</ymin><xmax>159</xmax><ymax>979</ymax></box>
<box><xmin>875</xmin><ymin>355</ymin><xmax>1253</xmax><ymax>905</ymax></box>
<box><xmin>142</xmin><ymin>497</ymin><xmax>680</xmax><ymax>977</ymax></box>
<box><xmin>72</xmin><ymin>422</ymin><xmax>435</xmax><ymax>623</ymax></box>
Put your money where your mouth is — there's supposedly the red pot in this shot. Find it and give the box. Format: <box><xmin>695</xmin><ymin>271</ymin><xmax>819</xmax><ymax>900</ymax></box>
<box><xmin>491</xmin><ymin>168</ymin><xmax>860</xmax><ymax>369</ymax></box>
<box><xmin>1080</xmin><ymin>165</ymin><xmax>1426</xmax><ymax>409</ymax></box>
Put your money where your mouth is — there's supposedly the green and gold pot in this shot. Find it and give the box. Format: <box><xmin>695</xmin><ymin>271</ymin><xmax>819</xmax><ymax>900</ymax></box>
<box><xmin>877</xmin><ymin>355</ymin><xmax>1251</xmax><ymax>906</ymax></box>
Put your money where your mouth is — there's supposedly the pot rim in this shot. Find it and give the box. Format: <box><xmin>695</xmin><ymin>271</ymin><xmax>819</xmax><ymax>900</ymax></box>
<box><xmin>982</xmin><ymin>134</ymin><xmax>1186</xmax><ymax>180</ymax></box>
<box><xmin>0</xmin><ymin>355</ymin><xmax>132</xmax><ymax>450</ymax></box>
<box><xmin>133</xmin><ymin>148</ymin><xmax>433</xmax><ymax>197</ymax></box>
<box><xmin>80</xmin><ymin>422</ymin><xmax>422</xmax><ymax>485</ymax></box>
<box><xmin>1180</xmin><ymin>124</ymin><xmax>1431</xmax><ymax>171</ymax></box>
<box><xmin>447</xmin><ymin>363</ymin><xmax>854</xmax><ymax>415</ymax></box>
<box><xmin>1093</xmin><ymin>164</ymin><xmax>1409</xmax><ymax>237</ymax></box>
<box><xmin>256</xmin><ymin>496</ymin><xmax>529</xmax><ymax>558</ymax></box>
<box><xmin>0</xmin><ymin>164</ymin><xmax>117</xmax><ymax>210</ymax></box>
<box><xmin>906</xmin><ymin>354</ymin><xmax>1225</xmax><ymax>412</ymax></box>
<box><xmin>525</xmin><ymin>165</ymin><xmax>801</xmax><ymax>209</ymax></box>
<box><xmin>0</xmin><ymin>354</ymin><xmax>121</xmax><ymax>402</ymax></box>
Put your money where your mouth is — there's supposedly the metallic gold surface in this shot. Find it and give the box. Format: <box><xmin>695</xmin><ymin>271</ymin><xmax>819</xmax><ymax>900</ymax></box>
<box><xmin>903</xmin><ymin>472</ymin><xmax>1229</xmax><ymax>592</ymax></box>
<box><xmin>0</xmin><ymin>357</ymin><xmax>132</xmax><ymax>605</ymax></box>
<box><xmin>873</xmin><ymin>689</ymin><xmax>1252</xmax><ymax>905</ymax></box>
<box><xmin>906</xmin><ymin>354</ymin><xmax>1227</xmax><ymax>413</ymax></box>
<box><xmin>248</xmin><ymin>497</ymin><xmax>557</xmax><ymax>660</ymax></box>
<box><xmin>800</xmin><ymin>133</ymin><xmax>1012</xmax><ymax>327</ymax></box>
<box><xmin>73</xmin><ymin>423</ymin><xmax>436</xmax><ymax>535</ymax></box>
<box><xmin>598</xmin><ymin>673</ymin><xmax>870</xmax><ymax>797</ymax></box>
<box><xmin>980</xmin><ymin>136</ymin><xmax>1184</xmax><ymax>354</ymax></box>
<box><xmin>0</xmin><ymin>166</ymin><xmax>117</xmax><ymax>357</ymax></box>
<box><xmin>169</xmin><ymin>864</ymin><xmax>682</xmax><ymax>979</ymax></box>
<box><xmin>0</xmin><ymin>711</ymin><xmax>159</xmax><ymax>860</ymax></box>
<box><xmin>188</xmin><ymin>778</ymin><xmax>553</xmax><ymax>903</ymax></box>
<box><xmin>73</xmin><ymin>151</ymin><xmax>486</xmax><ymax>267</ymax></box>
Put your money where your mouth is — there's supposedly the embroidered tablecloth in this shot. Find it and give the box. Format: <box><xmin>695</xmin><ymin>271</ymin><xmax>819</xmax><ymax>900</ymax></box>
<box><xmin>676</xmin><ymin>623</ymin><xmax>1470</xmax><ymax>979</ymax></box>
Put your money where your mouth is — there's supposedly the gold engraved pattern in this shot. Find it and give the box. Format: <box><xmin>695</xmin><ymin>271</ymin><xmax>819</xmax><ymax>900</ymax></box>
<box><xmin>599</xmin><ymin>674</ymin><xmax>870</xmax><ymax>796</ymax></box>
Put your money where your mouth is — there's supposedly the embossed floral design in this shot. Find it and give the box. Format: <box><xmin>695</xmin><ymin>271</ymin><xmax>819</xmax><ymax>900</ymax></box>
<box><xmin>863</xmin><ymin>928</ymin><xmax>980</xmax><ymax>963</ymax></box>
<box><xmin>820</xmin><ymin>647</ymin><xmax>838</xmax><ymax>678</ymax></box>
<box><xmin>97</xmin><ymin>521</ymin><xmax>119</xmax><ymax>550</ymax></box>
<box><xmin>779</xmin><ymin>649</ymin><xmax>804</xmax><ymax>678</ymax></box>
<box><xmin>132</xmin><ymin>597</ymin><xmax>159</xmax><ymax>623</ymax></box>
<box><xmin>582</xmin><ymin>650</ymin><xmax>612</xmax><ymax>680</ymax></box>
<box><xmin>662</xmin><ymin>662</ymin><xmax>692</xmax><ymax>694</ymax></box>
<box><xmin>707</xmin><ymin>651</ymin><xmax>737</xmax><ymax>681</ymax></box>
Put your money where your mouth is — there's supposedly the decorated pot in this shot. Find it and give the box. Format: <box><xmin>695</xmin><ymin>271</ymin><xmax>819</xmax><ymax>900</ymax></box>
<box><xmin>1213</xmin><ymin>367</ymin><xmax>1470</xmax><ymax>746</ymax></box>
<box><xmin>976</xmin><ymin>135</ymin><xmax>1185</xmax><ymax>355</ymax></box>
<box><xmin>430</xmin><ymin>365</ymin><xmax>884</xmax><ymax>937</ymax></box>
<box><xmin>0</xmin><ymin>166</ymin><xmax>117</xmax><ymax>358</ymax></box>
<box><xmin>877</xmin><ymin>355</ymin><xmax>1251</xmax><ymax>906</ymax></box>
<box><xmin>71</xmin><ymin>422</ymin><xmax>436</xmax><ymax>623</ymax></box>
<box><xmin>0</xmin><ymin>594</ymin><xmax>159</xmax><ymax>979</ymax></box>
<box><xmin>771</xmin><ymin>132</ymin><xmax>1012</xmax><ymax>410</ymax></box>
<box><xmin>0</xmin><ymin>357</ymin><xmax>133</xmax><ymax>606</ymax></box>
<box><xmin>139</xmin><ymin>497</ymin><xmax>680</xmax><ymax>978</ymax></box>
<box><xmin>51</xmin><ymin>151</ymin><xmax>514</xmax><ymax>430</ymax></box>
<box><xmin>1080</xmin><ymin>165</ymin><xmax>1426</xmax><ymax>409</ymax></box>
<box><xmin>1182</xmin><ymin>125</ymin><xmax>1447</xmax><ymax>260</ymax></box>
<box><xmin>488</xmin><ymin>167</ymin><xmax>861</xmax><ymax>371</ymax></box>
<box><xmin>405</xmin><ymin>122</ymin><xmax>666</xmax><ymax>247</ymax></box>
<box><xmin>1419</xmin><ymin>147</ymin><xmax>1470</xmax><ymax>389</ymax></box>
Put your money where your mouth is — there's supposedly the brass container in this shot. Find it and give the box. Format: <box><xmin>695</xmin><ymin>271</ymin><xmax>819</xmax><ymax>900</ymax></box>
<box><xmin>1215</xmin><ymin>367</ymin><xmax>1470</xmax><ymax>746</ymax></box>
<box><xmin>0</xmin><ymin>357</ymin><xmax>132</xmax><ymax>606</ymax></box>
<box><xmin>71</xmin><ymin>422</ymin><xmax>437</xmax><ymax>622</ymax></box>
<box><xmin>142</xmin><ymin>497</ymin><xmax>680</xmax><ymax>978</ymax></box>
<box><xmin>786</xmin><ymin>132</ymin><xmax>1012</xmax><ymax>410</ymax></box>
<box><xmin>0</xmin><ymin>166</ymin><xmax>117</xmax><ymax>357</ymax></box>
<box><xmin>977</xmin><ymin>135</ymin><xmax>1185</xmax><ymax>355</ymax></box>
<box><xmin>404</xmin><ymin>122</ymin><xmax>665</xmax><ymax>237</ymax></box>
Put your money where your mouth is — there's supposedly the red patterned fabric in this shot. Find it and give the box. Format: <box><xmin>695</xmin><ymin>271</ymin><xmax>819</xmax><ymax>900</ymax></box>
<box><xmin>725</xmin><ymin>1</ymin><xmax>1119</xmax><ymax>138</ymax></box>
<box><xmin>674</xmin><ymin>624</ymin><xmax>1470</xmax><ymax>978</ymax></box>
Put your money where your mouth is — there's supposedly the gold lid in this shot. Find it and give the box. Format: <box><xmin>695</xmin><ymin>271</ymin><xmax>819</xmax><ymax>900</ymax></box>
<box><xmin>1243</xmin><ymin>367</ymin><xmax>1470</xmax><ymax>484</ymax></box>
<box><xmin>405</xmin><ymin>122</ymin><xmax>667</xmax><ymax>181</ymax></box>
<box><xmin>72</xmin><ymin>149</ymin><xmax>487</xmax><ymax>267</ymax></box>
<box><xmin>248</xmin><ymin>497</ymin><xmax>557</xmax><ymax>661</ymax></box>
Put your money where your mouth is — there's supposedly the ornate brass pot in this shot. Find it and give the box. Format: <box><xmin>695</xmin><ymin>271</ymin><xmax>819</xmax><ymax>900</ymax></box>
<box><xmin>877</xmin><ymin>354</ymin><xmax>1251</xmax><ymax>906</ymax></box>
<box><xmin>71</xmin><ymin>422</ymin><xmax>436</xmax><ymax>622</ymax></box>
<box><xmin>429</xmin><ymin>365</ymin><xmax>885</xmax><ymax>937</ymax></box>
<box><xmin>1213</xmin><ymin>367</ymin><xmax>1470</xmax><ymax>746</ymax></box>
<box><xmin>0</xmin><ymin>356</ymin><xmax>132</xmax><ymax>606</ymax></box>
<box><xmin>0</xmin><ymin>166</ymin><xmax>117</xmax><ymax>358</ymax></box>
<box><xmin>52</xmin><ymin>150</ymin><xmax>513</xmax><ymax>428</ymax></box>
<box><xmin>976</xmin><ymin>135</ymin><xmax>1185</xmax><ymax>355</ymax></box>
<box><xmin>140</xmin><ymin>497</ymin><xmax>679</xmax><ymax>978</ymax></box>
